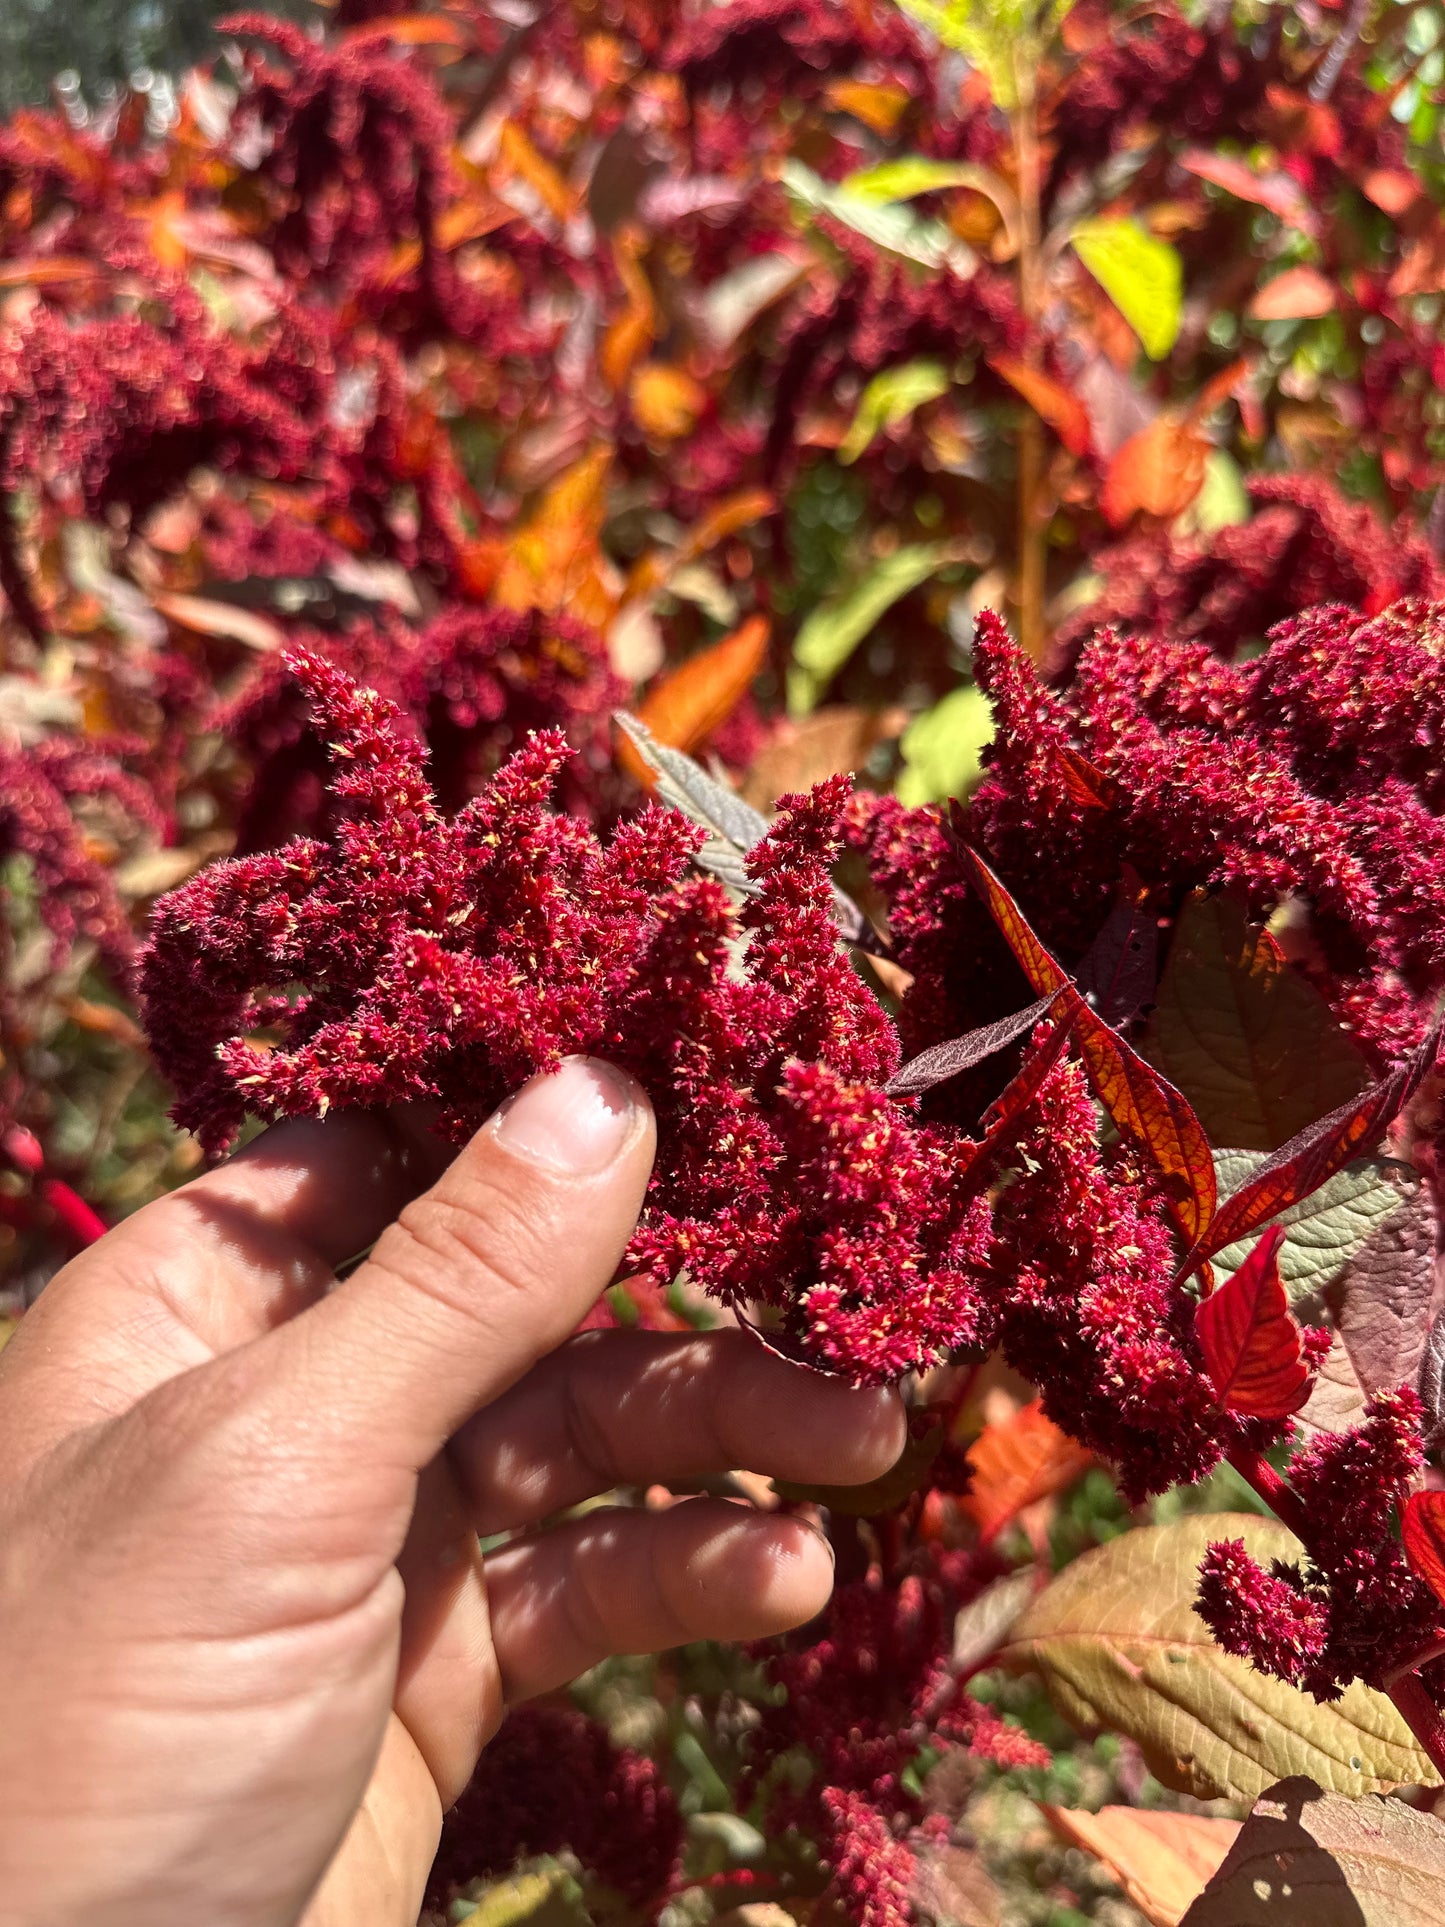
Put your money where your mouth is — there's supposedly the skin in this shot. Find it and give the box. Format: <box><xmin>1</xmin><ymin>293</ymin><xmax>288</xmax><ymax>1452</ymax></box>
<box><xmin>0</xmin><ymin>1057</ymin><xmax>905</xmax><ymax>1927</ymax></box>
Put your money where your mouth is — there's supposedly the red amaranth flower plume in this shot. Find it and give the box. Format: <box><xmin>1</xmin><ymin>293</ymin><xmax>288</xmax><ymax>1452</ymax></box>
<box><xmin>139</xmin><ymin>649</ymin><xmax>990</xmax><ymax>1381</ymax></box>
<box><xmin>425</xmin><ymin>1705</ymin><xmax>682</xmax><ymax>1916</ymax></box>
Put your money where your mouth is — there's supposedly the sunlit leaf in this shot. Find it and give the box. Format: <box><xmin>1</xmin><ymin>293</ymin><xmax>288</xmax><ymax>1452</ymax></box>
<box><xmin>1195</xmin><ymin>1227</ymin><xmax>1311</xmax><ymax>1419</ymax></box>
<box><xmin>1045</xmin><ymin>1807</ymin><xmax>1240</xmax><ymax>1927</ymax></box>
<box><xmin>1403</xmin><ymin>1491</ymin><xmax>1445</xmax><ymax>1607</ymax></box>
<box><xmin>630</xmin><ymin>361</ymin><xmax>708</xmax><ymax>441</ymax></box>
<box><xmin>823</xmin><ymin>78</ymin><xmax>911</xmax><ymax>135</ymax></box>
<box><xmin>1102</xmin><ymin>416</ymin><xmax>1210</xmax><ymax>526</ymax></box>
<box><xmin>1072</xmin><ymin>218</ymin><xmax>1183</xmax><ymax>360</ymax></box>
<box><xmin>999</xmin><ymin>1514</ymin><xmax>1439</xmax><ymax>1799</ymax></box>
<box><xmin>988</xmin><ymin>354</ymin><xmax>1094</xmax><ymax>457</ymax></box>
<box><xmin>1179</xmin><ymin>149</ymin><xmax>1318</xmax><ymax>234</ymax></box>
<box><xmin>788</xmin><ymin>542</ymin><xmax>955</xmax><ymax>716</ymax></box>
<box><xmin>1181</xmin><ymin>1776</ymin><xmax>1445</xmax><ymax>1927</ymax></box>
<box><xmin>779</xmin><ymin>158</ymin><xmax>977</xmax><ymax>274</ymax></box>
<box><xmin>892</xmin><ymin>0</ymin><xmax>1073</xmax><ymax>108</ymax></box>
<box><xmin>624</xmin><ymin>617</ymin><xmax>771</xmax><ymax>785</ymax></box>
<box><xmin>838</xmin><ymin>359</ymin><xmax>951</xmax><ymax>464</ymax></box>
<box><xmin>961</xmin><ymin>1398</ymin><xmax>1094</xmax><ymax>1543</ymax></box>
<box><xmin>1249</xmin><ymin>265</ymin><xmax>1337</xmax><ymax>320</ymax></box>
<box><xmin>1189</xmin><ymin>1024</ymin><xmax>1442</xmax><ymax>1267</ymax></box>
<box><xmin>895</xmin><ymin>682</ymin><xmax>994</xmax><ymax>806</ymax></box>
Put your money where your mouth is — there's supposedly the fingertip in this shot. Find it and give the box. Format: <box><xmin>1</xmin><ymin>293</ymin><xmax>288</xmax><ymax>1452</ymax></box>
<box><xmin>694</xmin><ymin>1508</ymin><xmax>837</xmax><ymax>1638</ymax></box>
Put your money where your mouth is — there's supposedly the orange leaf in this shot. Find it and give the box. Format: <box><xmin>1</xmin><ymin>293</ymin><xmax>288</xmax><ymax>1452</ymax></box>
<box><xmin>988</xmin><ymin>355</ymin><xmax>1093</xmax><ymax>458</ymax></box>
<box><xmin>342</xmin><ymin>13</ymin><xmax>470</xmax><ymax>46</ymax></box>
<box><xmin>497</xmin><ymin>121</ymin><xmax>575</xmax><ymax>226</ymax></box>
<box><xmin>1195</xmin><ymin>1227</ymin><xmax>1310</xmax><ymax>1419</ymax></box>
<box><xmin>1179</xmin><ymin>149</ymin><xmax>1317</xmax><ymax>234</ymax></box>
<box><xmin>1402</xmin><ymin>1491</ymin><xmax>1445</xmax><ymax>1606</ymax></box>
<box><xmin>1044</xmin><ymin>1807</ymin><xmax>1240</xmax><ymax>1927</ymax></box>
<box><xmin>1362</xmin><ymin>168</ymin><xmax>1421</xmax><ymax>217</ymax></box>
<box><xmin>1191</xmin><ymin>1021</ymin><xmax>1442</xmax><ymax>1265</ymax></box>
<box><xmin>623</xmin><ymin>616</ymin><xmax>771</xmax><ymax>785</ymax></box>
<box><xmin>630</xmin><ymin>362</ymin><xmax>708</xmax><ymax>442</ymax></box>
<box><xmin>1101</xmin><ymin>417</ymin><xmax>1209</xmax><ymax>527</ymax></box>
<box><xmin>1248</xmin><ymin>265</ymin><xmax>1336</xmax><ymax>321</ymax></box>
<box><xmin>0</xmin><ymin>255</ymin><xmax>108</xmax><ymax>289</ymax></box>
<box><xmin>961</xmin><ymin>1399</ymin><xmax>1094</xmax><ymax>1543</ymax></box>
<box><xmin>600</xmin><ymin>226</ymin><xmax>655</xmax><ymax>392</ymax></box>
<box><xmin>1389</xmin><ymin>233</ymin><xmax>1445</xmax><ymax>299</ymax></box>
<box><xmin>963</xmin><ymin>848</ymin><xmax>1216</xmax><ymax>1246</ymax></box>
<box><xmin>823</xmin><ymin>78</ymin><xmax>910</xmax><ymax>135</ymax></box>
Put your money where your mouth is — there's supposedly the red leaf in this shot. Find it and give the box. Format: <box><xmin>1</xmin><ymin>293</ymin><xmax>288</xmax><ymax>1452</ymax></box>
<box><xmin>1191</xmin><ymin>1023</ymin><xmax>1442</xmax><ymax>1266</ymax></box>
<box><xmin>1075</xmin><ymin>882</ymin><xmax>1158</xmax><ymax>1027</ymax></box>
<box><xmin>987</xmin><ymin>355</ymin><xmax>1094</xmax><ymax>458</ymax></box>
<box><xmin>1195</xmin><ymin>1226</ymin><xmax>1311</xmax><ymax>1418</ymax></box>
<box><xmin>962</xmin><ymin>849</ymin><xmax>1216</xmax><ymax>1246</ymax></box>
<box><xmin>1057</xmin><ymin>745</ymin><xmax>1117</xmax><ymax>810</ymax></box>
<box><xmin>1402</xmin><ymin>1491</ymin><xmax>1445</xmax><ymax>1607</ymax></box>
<box><xmin>1179</xmin><ymin>149</ymin><xmax>1319</xmax><ymax>234</ymax></box>
<box><xmin>1248</xmin><ymin>266</ymin><xmax>1337</xmax><ymax>321</ymax></box>
<box><xmin>962</xmin><ymin>1399</ymin><xmax>1094</xmax><ymax>1542</ymax></box>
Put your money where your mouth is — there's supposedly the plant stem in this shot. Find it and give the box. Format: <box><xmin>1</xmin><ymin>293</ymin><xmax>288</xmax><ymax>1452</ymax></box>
<box><xmin>1390</xmin><ymin>1672</ymin><xmax>1445</xmax><ymax>1781</ymax></box>
<box><xmin>1011</xmin><ymin>46</ymin><xmax>1047</xmax><ymax>662</ymax></box>
<box><xmin>1226</xmin><ymin>1446</ymin><xmax>1312</xmax><ymax>1543</ymax></box>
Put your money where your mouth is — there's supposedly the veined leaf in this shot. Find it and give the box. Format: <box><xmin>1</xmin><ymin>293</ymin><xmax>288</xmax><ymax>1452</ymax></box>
<box><xmin>624</xmin><ymin>617</ymin><xmax>771</xmax><ymax>782</ymax></box>
<box><xmin>1141</xmin><ymin>895</ymin><xmax>1373</xmax><ymax>1154</ymax></box>
<box><xmin>779</xmin><ymin>159</ymin><xmax>977</xmax><ymax>274</ymax></box>
<box><xmin>838</xmin><ymin>360</ymin><xmax>951</xmax><ymax>465</ymax></box>
<box><xmin>1189</xmin><ymin>1024</ymin><xmax>1442</xmax><ymax>1268</ymax></box>
<box><xmin>1073</xmin><ymin>218</ymin><xmax>1184</xmax><ymax>360</ymax></box>
<box><xmin>1195</xmin><ymin>1227</ymin><xmax>1311</xmax><ymax>1419</ymax></box>
<box><xmin>788</xmin><ymin>542</ymin><xmax>954</xmax><ymax>716</ymax></box>
<box><xmin>1076</xmin><ymin>886</ymin><xmax>1159</xmax><ymax>1027</ymax></box>
<box><xmin>1212</xmin><ymin>1152</ymin><xmax>1427</xmax><ymax>1319</ymax></box>
<box><xmin>893</xmin><ymin>0</ymin><xmax>1073</xmax><ymax>109</ymax></box>
<box><xmin>1181</xmin><ymin>1776</ymin><xmax>1445</xmax><ymax>1927</ymax></box>
<box><xmin>886</xmin><ymin>992</ymin><xmax>1057</xmax><ymax>1097</ymax></box>
<box><xmin>964</xmin><ymin>848</ymin><xmax>1216</xmax><ymax>1246</ymax></box>
<box><xmin>895</xmin><ymin>682</ymin><xmax>995</xmax><ymax>805</ymax></box>
<box><xmin>1402</xmin><ymin>1492</ymin><xmax>1445</xmax><ymax>1607</ymax></box>
<box><xmin>998</xmin><ymin>1515</ymin><xmax>1439</xmax><ymax>1800</ymax></box>
<box><xmin>961</xmin><ymin>1398</ymin><xmax>1094</xmax><ymax>1543</ymax></box>
<box><xmin>1045</xmin><ymin>1807</ymin><xmax>1239</xmax><ymax>1927</ymax></box>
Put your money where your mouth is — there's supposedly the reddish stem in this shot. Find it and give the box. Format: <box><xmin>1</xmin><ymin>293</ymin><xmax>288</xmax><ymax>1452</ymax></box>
<box><xmin>1389</xmin><ymin>1672</ymin><xmax>1445</xmax><ymax>1782</ymax></box>
<box><xmin>1226</xmin><ymin>1446</ymin><xmax>1312</xmax><ymax>1543</ymax></box>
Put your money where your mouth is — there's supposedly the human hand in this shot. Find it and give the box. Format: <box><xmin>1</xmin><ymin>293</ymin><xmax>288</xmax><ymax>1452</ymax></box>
<box><xmin>0</xmin><ymin>1058</ymin><xmax>905</xmax><ymax>1927</ymax></box>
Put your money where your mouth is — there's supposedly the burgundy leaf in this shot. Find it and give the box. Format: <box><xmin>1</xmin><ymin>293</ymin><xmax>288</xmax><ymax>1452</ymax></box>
<box><xmin>1076</xmin><ymin>881</ymin><xmax>1160</xmax><ymax>1027</ymax></box>
<box><xmin>885</xmin><ymin>992</ymin><xmax>1059</xmax><ymax>1096</ymax></box>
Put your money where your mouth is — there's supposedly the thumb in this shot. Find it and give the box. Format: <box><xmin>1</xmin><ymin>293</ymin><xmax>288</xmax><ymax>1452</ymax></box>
<box><xmin>256</xmin><ymin>1056</ymin><xmax>656</xmax><ymax>1468</ymax></box>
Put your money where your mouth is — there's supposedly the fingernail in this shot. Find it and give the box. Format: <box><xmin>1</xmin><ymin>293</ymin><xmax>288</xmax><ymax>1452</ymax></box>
<box><xmin>493</xmin><ymin>1057</ymin><xmax>636</xmax><ymax>1173</ymax></box>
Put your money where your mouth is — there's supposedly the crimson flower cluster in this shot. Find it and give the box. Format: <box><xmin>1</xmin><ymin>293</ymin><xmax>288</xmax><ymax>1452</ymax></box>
<box><xmin>741</xmin><ymin>1555</ymin><xmax>1048</xmax><ymax>1927</ymax></box>
<box><xmin>140</xmin><ymin>648</ymin><xmax>989</xmax><ymax>1382</ymax></box>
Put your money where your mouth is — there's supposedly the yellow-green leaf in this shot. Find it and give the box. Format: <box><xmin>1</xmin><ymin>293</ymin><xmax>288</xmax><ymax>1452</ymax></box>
<box><xmin>780</xmin><ymin>159</ymin><xmax>976</xmax><ymax>274</ymax></box>
<box><xmin>896</xmin><ymin>682</ymin><xmax>995</xmax><ymax>806</ymax></box>
<box><xmin>839</xmin><ymin>360</ymin><xmax>951</xmax><ymax>464</ymax></box>
<box><xmin>998</xmin><ymin>1514</ymin><xmax>1439</xmax><ymax>1801</ymax></box>
<box><xmin>842</xmin><ymin>156</ymin><xmax>997</xmax><ymax>203</ymax></box>
<box><xmin>1073</xmin><ymin>217</ymin><xmax>1183</xmax><ymax>360</ymax></box>
<box><xmin>892</xmin><ymin>0</ymin><xmax>1073</xmax><ymax>109</ymax></box>
<box><xmin>788</xmin><ymin>542</ymin><xmax>954</xmax><ymax>715</ymax></box>
<box><xmin>1181</xmin><ymin>1775</ymin><xmax>1445</xmax><ymax>1926</ymax></box>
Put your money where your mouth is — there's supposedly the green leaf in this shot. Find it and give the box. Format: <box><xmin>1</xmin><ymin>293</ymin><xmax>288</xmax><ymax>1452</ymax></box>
<box><xmin>838</xmin><ymin>359</ymin><xmax>951</xmax><ymax>464</ymax></box>
<box><xmin>780</xmin><ymin>158</ymin><xmax>976</xmax><ymax>274</ymax></box>
<box><xmin>1140</xmin><ymin>895</ymin><xmax>1373</xmax><ymax>1154</ymax></box>
<box><xmin>892</xmin><ymin>0</ymin><xmax>1073</xmax><ymax>109</ymax></box>
<box><xmin>841</xmin><ymin>156</ymin><xmax>996</xmax><ymax>203</ymax></box>
<box><xmin>1181</xmin><ymin>1775</ymin><xmax>1445</xmax><ymax>1926</ymax></box>
<box><xmin>788</xmin><ymin>542</ymin><xmax>954</xmax><ymax>715</ymax></box>
<box><xmin>998</xmin><ymin>1514</ymin><xmax>1439</xmax><ymax>1801</ymax></box>
<box><xmin>1072</xmin><ymin>217</ymin><xmax>1184</xmax><ymax>360</ymax></box>
<box><xmin>1175</xmin><ymin>449</ymin><xmax>1250</xmax><ymax>537</ymax></box>
<box><xmin>1211</xmin><ymin>1152</ymin><xmax>1421</xmax><ymax>1316</ymax></box>
<box><xmin>895</xmin><ymin>682</ymin><xmax>995</xmax><ymax>806</ymax></box>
